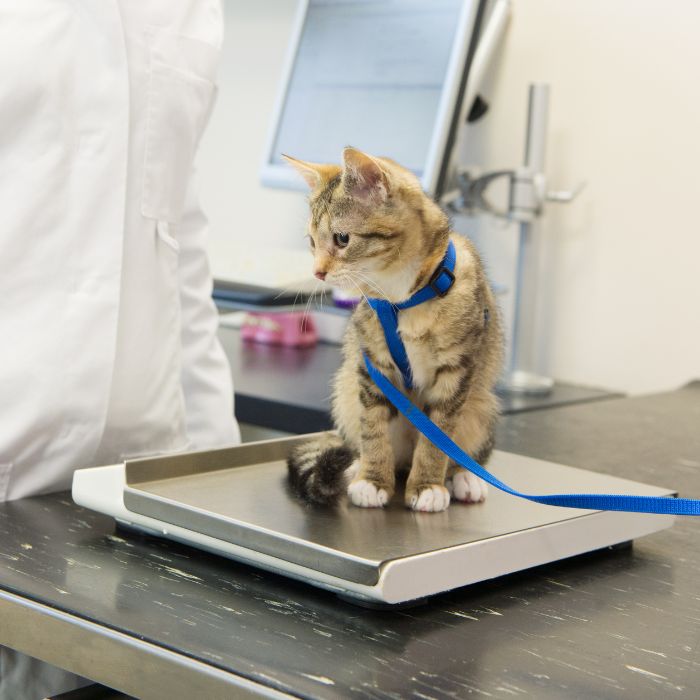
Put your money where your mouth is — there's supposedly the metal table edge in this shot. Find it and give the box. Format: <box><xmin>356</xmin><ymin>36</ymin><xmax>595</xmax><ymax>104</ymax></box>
<box><xmin>0</xmin><ymin>588</ymin><xmax>293</xmax><ymax>700</ymax></box>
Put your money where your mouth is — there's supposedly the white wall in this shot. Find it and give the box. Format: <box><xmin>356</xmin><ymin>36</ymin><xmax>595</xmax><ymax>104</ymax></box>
<box><xmin>461</xmin><ymin>0</ymin><xmax>700</xmax><ymax>394</ymax></box>
<box><xmin>199</xmin><ymin>0</ymin><xmax>700</xmax><ymax>395</ymax></box>
<box><xmin>198</xmin><ymin>0</ymin><xmax>307</xmax><ymax>280</ymax></box>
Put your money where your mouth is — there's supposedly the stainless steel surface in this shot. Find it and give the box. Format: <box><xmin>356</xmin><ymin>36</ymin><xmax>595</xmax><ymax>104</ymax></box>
<box><xmin>47</xmin><ymin>685</ymin><xmax>134</xmax><ymax>700</ymax></box>
<box><xmin>239</xmin><ymin>423</ymin><xmax>294</xmax><ymax>443</ymax></box>
<box><xmin>123</xmin><ymin>438</ymin><xmax>674</xmax><ymax>587</ymax></box>
<box><xmin>125</xmin><ymin>434</ymin><xmax>312</xmax><ymax>486</ymax></box>
<box><xmin>0</xmin><ymin>590</ymin><xmax>289</xmax><ymax>700</ymax></box>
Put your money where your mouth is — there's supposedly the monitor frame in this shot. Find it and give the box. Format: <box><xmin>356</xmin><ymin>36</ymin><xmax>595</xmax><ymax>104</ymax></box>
<box><xmin>260</xmin><ymin>0</ymin><xmax>485</xmax><ymax>199</ymax></box>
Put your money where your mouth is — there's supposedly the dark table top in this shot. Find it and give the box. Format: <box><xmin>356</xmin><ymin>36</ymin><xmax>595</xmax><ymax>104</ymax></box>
<box><xmin>220</xmin><ymin>326</ymin><xmax>621</xmax><ymax>433</ymax></box>
<box><xmin>1</xmin><ymin>382</ymin><xmax>699</xmax><ymax>698</ymax></box>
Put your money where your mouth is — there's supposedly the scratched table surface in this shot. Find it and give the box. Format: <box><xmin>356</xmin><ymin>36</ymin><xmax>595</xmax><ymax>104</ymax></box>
<box><xmin>1</xmin><ymin>382</ymin><xmax>699</xmax><ymax>698</ymax></box>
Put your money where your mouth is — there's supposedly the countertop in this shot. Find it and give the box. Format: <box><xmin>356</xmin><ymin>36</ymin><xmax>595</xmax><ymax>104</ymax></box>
<box><xmin>1</xmin><ymin>382</ymin><xmax>699</xmax><ymax>698</ymax></box>
<box><xmin>220</xmin><ymin>326</ymin><xmax>621</xmax><ymax>433</ymax></box>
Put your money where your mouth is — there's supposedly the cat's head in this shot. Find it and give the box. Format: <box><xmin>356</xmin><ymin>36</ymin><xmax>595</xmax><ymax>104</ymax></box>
<box><xmin>284</xmin><ymin>147</ymin><xmax>449</xmax><ymax>303</ymax></box>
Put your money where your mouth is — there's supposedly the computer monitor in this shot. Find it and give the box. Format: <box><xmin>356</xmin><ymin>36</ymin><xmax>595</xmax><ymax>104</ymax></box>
<box><xmin>261</xmin><ymin>0</ymin><xmax>486</xmax><ymax>199</ymax></box>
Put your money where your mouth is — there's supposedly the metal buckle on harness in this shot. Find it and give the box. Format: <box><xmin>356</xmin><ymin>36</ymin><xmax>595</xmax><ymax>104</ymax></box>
<box><xmin>428</xmin><ymin>266</ymin><xmax>455</xmax><ymax>298</ymax></box>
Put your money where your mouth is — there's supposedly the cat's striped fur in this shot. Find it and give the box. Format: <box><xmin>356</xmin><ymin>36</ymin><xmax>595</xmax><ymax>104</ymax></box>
<box><xmin>286</xmin><ymin>148</ymin><xmax>503</xmax><ymax>512</ymax></box>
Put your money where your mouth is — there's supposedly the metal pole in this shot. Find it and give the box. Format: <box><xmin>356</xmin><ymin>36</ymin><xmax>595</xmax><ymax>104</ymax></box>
<box><xmin>502</xmin><ymin>84</ymin><xmax>554</xmax><ymax>395</ymax></box>
<box><xmin>524</xmin><ymin>83</ymin><xmax>549</xmax><ymax>175</ymax></box>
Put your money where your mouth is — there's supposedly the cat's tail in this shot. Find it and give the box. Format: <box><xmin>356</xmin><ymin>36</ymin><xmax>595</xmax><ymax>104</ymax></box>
<box><xmin>287</xmin><ymin>433</ymin><xmax>356</xmax><ymax>505</ymax></box>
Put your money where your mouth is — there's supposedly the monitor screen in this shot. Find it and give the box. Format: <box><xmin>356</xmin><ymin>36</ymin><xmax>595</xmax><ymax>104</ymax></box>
<box><xmin>261</xmin><ymin>0</ymin><xmax>480</xmax><ymax>197</ymax></box>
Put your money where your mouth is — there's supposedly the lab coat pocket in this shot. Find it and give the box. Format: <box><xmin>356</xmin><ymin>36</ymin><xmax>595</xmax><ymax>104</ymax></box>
<box><xmin>156</xmin><ymin>218</ymin><xmax>180</xmax><ymax>255</ymax></box>
<box><xmin>141</xmin><ymin>29</ymin><xmax>219</xmax><ymax>224</ymax></box>
<box><xmin>155</xmin><ymin>219</ymin><xmax>181</xmax><ymax>307</ymax></box>
<box><xmin>0</xmin><ymin>462</ymin><xmax>13</xmax><ymax>502</ymax></box>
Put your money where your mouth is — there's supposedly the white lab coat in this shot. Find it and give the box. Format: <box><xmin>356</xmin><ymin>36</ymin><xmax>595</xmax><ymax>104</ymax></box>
<box><xmin>0</xmin><ymin>0</ymin><xmax>240</xmax><ymax>504</ymax></box>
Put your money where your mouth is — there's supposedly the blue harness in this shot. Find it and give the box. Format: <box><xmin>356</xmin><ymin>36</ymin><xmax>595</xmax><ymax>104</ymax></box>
<box><xmin>363</xmin><ymin>241</ymin><xmax>700</xmax><ymax>516</ymax></box>
<box><xmin>367</xmin><ymin>240</ymin><xmax>457</xmax><ymax>389</ymax></box>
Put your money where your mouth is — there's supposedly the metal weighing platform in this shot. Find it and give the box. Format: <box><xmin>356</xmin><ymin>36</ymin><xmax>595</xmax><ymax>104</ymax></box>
<box><xmin>72</xmin><ymin>434</ymin><xmax>675</xmax><ymax>605</ymax></box>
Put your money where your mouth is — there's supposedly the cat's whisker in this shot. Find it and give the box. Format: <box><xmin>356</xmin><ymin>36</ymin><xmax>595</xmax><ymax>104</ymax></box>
<box><xmin>278</xmin><ymin>276</ymin><xmax>313</xmax><ymax>301</ymax></box>
<box><xmin>340</xmin><ymin>268</ymin><xmax>375</xmax><ymax>297</ymax></box>
<box><xmin>336</xmin><ymin>273</ymin><xmax>357</xmax><ymax>300</ymax></box>
<box><xmin>352</xmin><ymin>271</ymin><xmax>389</xmax><ymax>300</ymax></box>
<box><xmin>302</xmin><ymin>281</ymin><xmax>320</xmax><ymax>321</ymax></box>
<box><xmin>341</xmin><ymin>272</ymin><xmax>373</xmax><ymax>310</ymax></box>
<box><xmin>274</xmin><ymin>284</ymin><xmax>309</xmax><ymax>317</ymax></box>
<box><xmin>349</xmin><ymin>267</ymin><xmax>389</xmax><ymax>297</ymax></box>
<box><xmin>337</xmin><ymin>272</ymin><xmax>363</xmax><ymax>301</ymax></box>
<box><xmin>309</xmin><ymin>286</ymin><xmax>320</xmax><ymax>317</ymax></box>
<box><xmin>273</xmin><ymin>285</ymin><xmax>294</xmax><ymax>302</ymax></box>
<box><xmin>315</xmin><ymin>283</ymin><xmax>328</xmax><ymax>312</ymax></box>
<box><xmin>349</xmin><ymin>269</ymin><xmax>395</xmax><ymax>308</ymax></box>
<box><xmin>293</xmin><ymin>288</ymin><xmax>305</xmax><ymax>311</ymax></box>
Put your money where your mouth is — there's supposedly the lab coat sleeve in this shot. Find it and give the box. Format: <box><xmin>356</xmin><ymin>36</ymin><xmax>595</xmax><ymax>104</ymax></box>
<box><xmin>177</xmin><ymin>168</ymin><xmax>241</xmax><ymax>449</ymax></box>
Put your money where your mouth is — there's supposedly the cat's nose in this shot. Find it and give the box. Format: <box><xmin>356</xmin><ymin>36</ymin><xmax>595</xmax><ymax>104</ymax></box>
<box><xmin>314</xmin><ymin>270</ymin><xmax>327</xmax><ymax>281</ymax></box>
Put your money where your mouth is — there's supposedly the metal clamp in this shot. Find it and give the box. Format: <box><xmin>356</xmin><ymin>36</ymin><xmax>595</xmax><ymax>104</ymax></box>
<box><xmin>452</xmin><ymin>166</ymin><xmax>585</xmax><ymax>223</ymax></box>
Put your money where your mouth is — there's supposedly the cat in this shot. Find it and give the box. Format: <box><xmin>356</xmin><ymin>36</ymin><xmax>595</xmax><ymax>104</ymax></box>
<box><xmin>285</xmin><ymin>147</ymin><xmax>503</xmax><ymax>513</ymax></box>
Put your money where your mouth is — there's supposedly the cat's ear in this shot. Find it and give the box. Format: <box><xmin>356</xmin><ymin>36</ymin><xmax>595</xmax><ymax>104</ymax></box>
<box><xmin>281</xmin><ymin>154</ymin><xmax>339</xmax><ymax>190</ymax></box>
<box><xmin>341</xmin><ymin>147</ymin><xmax>389</xmax><ymax>203</ymax></box>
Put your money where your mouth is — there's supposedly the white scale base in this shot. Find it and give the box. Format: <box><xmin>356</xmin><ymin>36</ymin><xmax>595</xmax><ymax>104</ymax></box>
<box><xmin>72</xmin><ymin>435</ymin><xmax>675</xmax><ymax>605</ymax></box>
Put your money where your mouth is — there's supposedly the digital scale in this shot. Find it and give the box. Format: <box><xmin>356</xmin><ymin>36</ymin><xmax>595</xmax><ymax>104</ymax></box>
<box><xmin>72</xmin><ymin>434</ymin><xmax>675</xmax><ymax>605</ymax></box>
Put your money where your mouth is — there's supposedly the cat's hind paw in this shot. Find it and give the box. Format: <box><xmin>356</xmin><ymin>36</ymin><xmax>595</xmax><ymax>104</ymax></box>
<box><xmin>348</xmin><ymin>479</ymin><xmax>390</xmax><ymax>508</ymax></box>
<box><xmin>408</xmin><ymin>485</ymin><xmax>451</xmax><ymax>513</ymax></box>
<box><xmin>446</xmin><ymin>470</ymin><xmax>488</xmax><ymax>503</ymax></box>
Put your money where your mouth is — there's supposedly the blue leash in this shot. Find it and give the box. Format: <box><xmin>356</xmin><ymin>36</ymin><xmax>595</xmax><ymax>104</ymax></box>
<box><xmin>363</xmin><ymin>355</ymin><xmax>700</xmax><ymax>515</ymax></box>
<box><xmin>363</xmin><ymin>240</ymin><xmax>699</xmax><ymax>516</ymax></box>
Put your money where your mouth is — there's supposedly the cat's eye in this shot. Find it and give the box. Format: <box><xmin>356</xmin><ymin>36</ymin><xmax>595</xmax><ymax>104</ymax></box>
<box><xmin>333</xmin><ymin>232</ymin><xmax>350</xmax><ymax>248</ymax></box>
<box><xmin>307</xmin><ymin>235</ymin><xmax>316</xmax><ymax>250</ymax></box>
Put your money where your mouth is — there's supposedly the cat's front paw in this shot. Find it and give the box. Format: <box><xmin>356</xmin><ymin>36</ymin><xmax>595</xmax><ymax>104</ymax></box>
<box><xmin>348</xmin><ymin>479</ymin><xmax>390</xmax><ymax>508</ymax></box>
<box><xmin>446</xmin><ymin>470</ymin><xmax>488</xmax><ymax>503</ymax></box>
<box><xmin>407</xmin><ymin>485</ymin><xmax>451</xmax><ymax>512</ymax></box>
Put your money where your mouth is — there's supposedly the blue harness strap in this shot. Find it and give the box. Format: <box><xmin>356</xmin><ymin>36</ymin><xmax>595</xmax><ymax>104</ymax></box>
<box><xmin>364</xmin><ymin>240</ymin><xmax>700</xmax><ymax>516</ymax></box>
<box><xmin>367</xmin><ymin>240</ymin><xmax>456</xmax><ymax>389</ymax></box>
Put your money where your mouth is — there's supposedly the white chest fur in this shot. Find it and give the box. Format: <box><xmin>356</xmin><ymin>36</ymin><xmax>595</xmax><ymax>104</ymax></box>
<box><xmin>397</xmin><ymin>306</ymin><xmax>438</xmax><ymax>390</ymax></box>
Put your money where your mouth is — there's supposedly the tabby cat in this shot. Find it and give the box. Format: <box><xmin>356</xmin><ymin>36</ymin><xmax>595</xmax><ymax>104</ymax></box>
<box><xmin>285</xmin><ymin>148</ymin><xmax>503</xmax><ymax>512</ymax></box>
